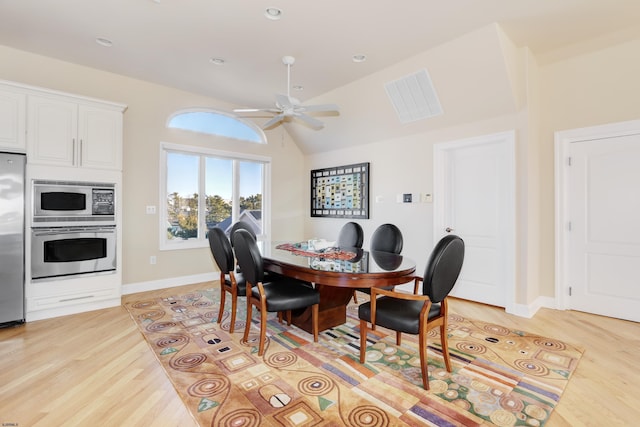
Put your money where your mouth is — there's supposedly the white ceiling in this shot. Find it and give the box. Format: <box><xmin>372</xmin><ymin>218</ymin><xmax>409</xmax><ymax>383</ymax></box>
<box><xmin>2</xmin><ymin>0</ymin><xmax>640</xmax><ymax>153</ymax></box>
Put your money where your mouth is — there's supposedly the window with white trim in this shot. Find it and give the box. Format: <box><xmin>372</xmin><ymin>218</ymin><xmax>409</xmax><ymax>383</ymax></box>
<box><xmin>160</xmin><ymin>142</ymin><xmax>270</xmax><ymax>250</ymax></box>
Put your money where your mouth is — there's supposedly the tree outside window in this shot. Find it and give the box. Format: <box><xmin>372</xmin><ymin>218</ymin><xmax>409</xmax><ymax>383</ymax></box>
<box><xmin>163</xmin><ymin>149</ymin><xmax>265</xmax><ymax>247</ymax></box>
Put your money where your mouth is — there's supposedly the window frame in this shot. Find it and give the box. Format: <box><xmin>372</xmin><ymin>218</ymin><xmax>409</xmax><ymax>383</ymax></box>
<box><xmin>159</xmin><ymin>141</ymin><xmax>271</xmax><ymax>251</ymax></box>
<box><xmin>167</xmin><ymin>108</ymin><xmax>267</xmax><ymax>144</ymax></box>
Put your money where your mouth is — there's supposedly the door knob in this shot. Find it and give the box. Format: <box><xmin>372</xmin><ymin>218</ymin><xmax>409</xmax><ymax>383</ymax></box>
<box><xmin>445</xmin><ymin>227</ymin><xmax>454</xmax><ymax>233</ymax></box>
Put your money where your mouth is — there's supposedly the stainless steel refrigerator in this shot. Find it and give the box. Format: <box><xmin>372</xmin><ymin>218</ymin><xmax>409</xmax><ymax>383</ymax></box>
<box><xmin>0</xmin><ymin>152</ymin><xmax>25</xmax><ymax>326</ymax></box>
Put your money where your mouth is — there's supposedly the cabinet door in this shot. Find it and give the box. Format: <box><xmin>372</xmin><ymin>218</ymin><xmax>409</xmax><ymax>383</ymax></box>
<box><xmin>78</xmin><ymin>105</ymin><xmax>122</xmax><ymax>170</ymax></box>
<box><xmin>27</xmin><ymin>95</ymin><xmax>77</xmax><ymax>166</ymax></box>
<box><xmin>0</xmin><ymin>88</ymin><xmax>26</xmax><ymax>152</ymax></box>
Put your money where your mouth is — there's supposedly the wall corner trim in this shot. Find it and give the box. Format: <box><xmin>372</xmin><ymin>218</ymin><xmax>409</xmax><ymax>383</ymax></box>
<box><xmin>506</xmin><ymin>295</ymin><xmax>556</xmax><ymax>318</ymax></box>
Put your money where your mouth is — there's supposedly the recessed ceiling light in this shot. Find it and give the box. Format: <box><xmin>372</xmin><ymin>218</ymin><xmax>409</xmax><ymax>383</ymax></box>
<box><xmin>352</xmin><ymin>54</ymin><xmax>367</xmax><ymax>63</ymax></box>
<box><xmin>209</xmin><ymin>58</ymin><xmax>225</xmax><ymax>65</ymax></box>
<box><xmin>95</xmin><ymin>37</ymin><xmax>113</xmax><ymax>47</ymax></box>
<box><xmin>292</xmin><ymin>85</ymin><xmax>303</xmax><ymax>91</ymax></box>
<box><xmin>264</xmin><ymin>7</ymin><xmax>282</xmax><ymax>20</ymax></box>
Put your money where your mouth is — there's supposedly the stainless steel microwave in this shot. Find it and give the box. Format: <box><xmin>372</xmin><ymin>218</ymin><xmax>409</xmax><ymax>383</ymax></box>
<box><xmin>33</xmin><ymin>180</ymin><xmax>115</xmax><ymax>225</ymax></box>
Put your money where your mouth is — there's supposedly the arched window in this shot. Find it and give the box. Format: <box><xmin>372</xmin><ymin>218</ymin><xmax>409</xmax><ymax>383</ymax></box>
<box><xmin>167</xmin><ymin>109</ymin><xmax>266</xmax><ymax>144</ymax></box>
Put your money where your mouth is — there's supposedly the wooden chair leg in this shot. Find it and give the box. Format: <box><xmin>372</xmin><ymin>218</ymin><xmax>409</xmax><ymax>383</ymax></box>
<box><xmin>229</xmin><ymin>292</ymin><xmax>237</xmax><ymax>333</ymax></box>
<box><xmin>243</xmin><ymin>299</ymin><xmax>252</xmax><ymax>344</ymax></box>
<box><xmin>359</xmin><ymin>319</ymin><xmax>368</xmax><ymax>363</ymax></box>
<box><xmin>312</xmin><ymin>304</ymin><xmax>319</xmax><ymax>343</ymax></box>
<box><xmin>396</xmin><ymin>331</ymin><xmax>402</xmax><ymax>346</ymax></box>
<box><xmin>418</xmin><ymin>327</ymin><xmax>430</xmax><ymax>390</ymax></box>
<box><xmin>286</xmin><ymin>310</ymin><xmax>292</xmax><ymax>325</ymax></box>
<box><xmin>258</xmin><ymin>307</ymin><xmax>267</xmax><ymax>356</ymax></box>
<box><xmin>352</xmin><ymin>290</ymin><xmax>358</xmax><ymax>304</ymax></box>
<box><xmin>218</xmin><ymin>284</ymin><xmax>226</xmax><ymax>326</ymax></box>
<box><xmin>440</xmin><ymin>323</ymin><xmax>452</xmax><ymax>372</ymax></box>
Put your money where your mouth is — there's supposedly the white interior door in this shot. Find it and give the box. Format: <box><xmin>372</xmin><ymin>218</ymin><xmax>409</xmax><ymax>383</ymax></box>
<box><xmin>560</xmin><ymin>128</ymin><xmax>640</xmax><ymax>322</ymax></box>
<box><xmin>434</xmin><ymin>131</ymin><xmax>515</xmax><ymax>309</ymax></box>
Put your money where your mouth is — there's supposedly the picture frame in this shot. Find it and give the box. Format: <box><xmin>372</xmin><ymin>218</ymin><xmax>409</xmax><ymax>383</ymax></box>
<box><xmin>310</xmin><ymin>162</ymin><xmax>369</xmax><ymax>218</ymax></box>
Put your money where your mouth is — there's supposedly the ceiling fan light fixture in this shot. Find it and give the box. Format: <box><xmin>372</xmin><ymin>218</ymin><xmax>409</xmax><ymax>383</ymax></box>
<box><xmin>264</xmin><ymin>7</ymin><xmax>283</xmax><ymax>20</ymax></box>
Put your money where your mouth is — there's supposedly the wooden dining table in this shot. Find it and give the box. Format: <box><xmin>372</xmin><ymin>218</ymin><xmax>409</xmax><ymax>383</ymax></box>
<box><xmin>261</xmin><ymin>241</ymin><xmax>416</xmax><ymax>333</ymax></box>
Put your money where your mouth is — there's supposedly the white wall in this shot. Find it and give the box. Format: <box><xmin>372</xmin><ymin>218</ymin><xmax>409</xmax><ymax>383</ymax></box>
<box><xmin>305</xmin><ymin>113</ymin><xmax>524</xmax><ymax>280</ymax></box>
<box><xmin>306</xmin><ymin>34</ymin><xmax>640</xmax><ymax>306</ymax></box>
<box><xmin>0</xmin><ymin>44</ymin><xmax>307</xmax><ymax>286</ymax></box>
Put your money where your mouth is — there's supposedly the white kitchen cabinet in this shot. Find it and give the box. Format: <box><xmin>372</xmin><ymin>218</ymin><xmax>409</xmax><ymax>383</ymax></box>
<box><xmin>0</xmin><ymin>86</ymin><xmax>26</xmax><ymax>152</ymax></box>
<box><xmin>26</xmin><ymin>273</ymin><xmax>122</xmax><ymax>322</ymax></box>
<box><xmin>27</xmin><ymin>95</ymin><xmax>123</xmax><ymax>170</ymax></box>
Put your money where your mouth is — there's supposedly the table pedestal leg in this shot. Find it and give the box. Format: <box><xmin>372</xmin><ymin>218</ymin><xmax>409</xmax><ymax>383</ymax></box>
<box><xmin>291</xmin><ymin>284</ymin><xmax>355</xmax><ymax>333</ymax></box>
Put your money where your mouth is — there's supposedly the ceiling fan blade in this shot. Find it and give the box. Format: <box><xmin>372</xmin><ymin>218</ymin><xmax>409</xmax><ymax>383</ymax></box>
<box><xmin>297</xmin><ymin>103</ymin><xmax>339</xmax><ymax>113</ymax></box>
<box><xmin>294</xmin><ymin>113</ymin><xmax>325</xmax><ymax>130</ymax></box>
<box><xmin>262</xmin><ymin>114</ymin><xmax>285</xmax><ymax>129</ymax></box>
<box><xmin>234</xmin><ymin>107</ymin><xmax>281</xmax><ymax>113</ymax></box>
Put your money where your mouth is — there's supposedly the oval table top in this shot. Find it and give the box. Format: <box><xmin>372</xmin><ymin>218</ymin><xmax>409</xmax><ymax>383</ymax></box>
<box><xmin>261</xmin><ymin>241</ymin><xmax>416</xmax><ymax>288</ymax></box>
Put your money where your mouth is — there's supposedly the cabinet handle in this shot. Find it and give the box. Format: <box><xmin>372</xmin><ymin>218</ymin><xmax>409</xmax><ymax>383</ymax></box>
<box><xmin>72</xmin><ymin>138</ymin><xmax>76</xmax><ymax>166</ymax></box>
<box><xmin>79</xmin><ymin>139</ymin><xmax>83</xmax><ymax>166</ymax></box>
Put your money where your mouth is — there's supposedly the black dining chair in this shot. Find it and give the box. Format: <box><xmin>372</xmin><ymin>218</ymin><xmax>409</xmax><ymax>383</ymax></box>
<box><xmin>337</xmin><ymin>221</ymin><xmax>364</xmax><ymax>249</ymax></box>
<box><xmin>370</xmin><ymin>223</ymin><xmax>403</xmax><ymax>253</ymax></box>
<box><xmin>208</xmin><ymin>227</ymin><xmax>246</xmax><ymax>333</ymax></box>
<box><xmin>229</xmin><ymin>220</ymin><xmax>279</xmax><ymax>280</ymax></box>
<box><xmin>233</xmin><ymin>229</ymin><xmax>320</xmax><ymax>356</ymax></box>
<box><xmin>229</xmin><ymin>220</ymin><xmax>257</xmax><ymax>245</ymax></box>
<box><xmin>354</xmin><ymin>223</ymin><xmax>404</xmax><ymax>302</ymax></box>
<box><xmin>358</xmin><ymin>234</ymin><xmax>465</xmax><ymax>390</ymax></box>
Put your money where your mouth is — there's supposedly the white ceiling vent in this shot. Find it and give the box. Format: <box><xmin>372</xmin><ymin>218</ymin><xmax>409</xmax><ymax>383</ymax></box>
<box><xmin>384</xmin><ymin>69</ymin><xmax>443</xmax><ymax>123</ymax></box>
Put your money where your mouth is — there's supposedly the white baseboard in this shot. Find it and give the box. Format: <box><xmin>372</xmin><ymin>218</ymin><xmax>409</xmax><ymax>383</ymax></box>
<box><xmin>122</xmin><ymin>272</ymin><xmax>217</xmax><ymax>295</ymax></box>
<box><xmin>26</xmin><ymin>297</ymin><xmax>121</xmax><ymax>322</ymax></box>
<box><xmin>507</xmin><ymin>295</ymin><xmax>556</xmax><ymax>318</ymax></box>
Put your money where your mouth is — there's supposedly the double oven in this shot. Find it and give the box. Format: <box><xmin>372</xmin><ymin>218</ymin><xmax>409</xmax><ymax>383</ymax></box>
<box><xmin>31</xmin><ymin>180</ymin><xmax>117</xmax><ymax>281</ymax></box>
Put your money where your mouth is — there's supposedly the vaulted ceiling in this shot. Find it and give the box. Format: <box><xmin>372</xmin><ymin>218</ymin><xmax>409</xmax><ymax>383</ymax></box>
<box><xmin>2</xmin><ymin>0</ymin><xmax>640</xmax><ymax>153</ymax></box>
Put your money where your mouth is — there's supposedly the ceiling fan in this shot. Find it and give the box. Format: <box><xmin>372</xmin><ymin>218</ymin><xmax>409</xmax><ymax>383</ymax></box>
<box><xmin>234</xmin><ymin>55</ymin><xmax>339</xmax><ymax>130</ymax></box>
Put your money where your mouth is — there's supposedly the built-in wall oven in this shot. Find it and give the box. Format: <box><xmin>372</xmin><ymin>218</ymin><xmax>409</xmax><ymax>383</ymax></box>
<box><xmin>31</xmin><ymin>180</ymin><xmax>117</xmax><ymax>281</ymax></box>
<box><xmin>31</xmin><ymin>226</ymin><xmax>117</xmax><ymax>280</ymax></box>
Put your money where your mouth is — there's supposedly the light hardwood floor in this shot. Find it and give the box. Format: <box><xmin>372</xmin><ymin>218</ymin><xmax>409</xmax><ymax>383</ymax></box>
<box><xmin>1</xmin><ymin>282</ymin><xmax>638</xmax><ymax>426</ymax></box>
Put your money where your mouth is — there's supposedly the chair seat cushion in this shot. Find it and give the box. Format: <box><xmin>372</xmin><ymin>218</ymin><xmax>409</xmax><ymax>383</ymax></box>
<box><xmin>251</xmin><ymin>280</ymin><xmax>320</xmax><ymax>312</ymax></box>
<box><xmin>224</xmin><ymin>272</ymin><xmax>247</xmax><ymax>295</ymax></box>
<box><xmin>358</xmin><ymin>297</ymin><xmax>441</xmax><ymax>335</ymax></box>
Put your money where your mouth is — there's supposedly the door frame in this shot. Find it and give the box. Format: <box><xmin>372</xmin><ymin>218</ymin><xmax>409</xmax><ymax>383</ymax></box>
<box><xmin>554</xmin><ymin>119</ymin><xmax>640</xmax><ymax>310</ymax></box>
<box><xmin>433</xmin><ymin>130</ymin><xmax>516</xmax><ymax>313</ymax></box>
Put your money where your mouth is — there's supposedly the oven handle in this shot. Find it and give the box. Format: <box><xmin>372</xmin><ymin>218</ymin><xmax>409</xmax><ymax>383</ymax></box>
<box><xmin>32</xmin><ymin>226</ymin><xmax>116</xmax><ymax>236</ymax></box>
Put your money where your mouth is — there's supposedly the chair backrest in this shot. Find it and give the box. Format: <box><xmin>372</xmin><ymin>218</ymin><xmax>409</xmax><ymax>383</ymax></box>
<box><xmin>232</xmin><ymin>229</ymin><xmax>264</xmax><ymax>286</ymax></box>
<box><xmin>337</xmin><ymin>222</ymin><xmax>364</xmax><ymax>248</ymax></box>
<box><xmin>370</xmin><ymin>223</ymin><xmax>403</xmax><ymax>254</ymax></box>
<box><xmin>208</xmin><ymin>227</ymin><xmax>235</xmax><ymax>274</ymax></box>
<box><xmin>422</xmin><ymin>235</ymin><xmax>465</xmax><ymax>303</ymax></box>
<box><xmin>230</xmin><ymin>220</ymin><xmax>257</xmax><ymax>247</ymax></box>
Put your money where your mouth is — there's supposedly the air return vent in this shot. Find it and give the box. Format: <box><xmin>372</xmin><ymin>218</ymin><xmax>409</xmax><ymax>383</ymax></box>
<box><xmin>384</xmin><ymin>69</ymin><xmax>443</xmax><ymax>123</ymax></box>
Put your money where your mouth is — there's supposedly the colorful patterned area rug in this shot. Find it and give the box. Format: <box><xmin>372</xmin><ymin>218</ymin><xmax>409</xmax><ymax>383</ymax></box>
<box><xmin>124</xmin><ymin>288</ymin><xmax>583</xmax><ymax>427</ymax></box>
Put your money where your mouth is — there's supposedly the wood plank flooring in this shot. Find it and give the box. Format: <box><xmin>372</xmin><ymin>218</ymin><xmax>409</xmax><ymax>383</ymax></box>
<box><xmin>1</xmin><ymin>282</ymin><xmax>638</xmax><ymax>426</ymax></box>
